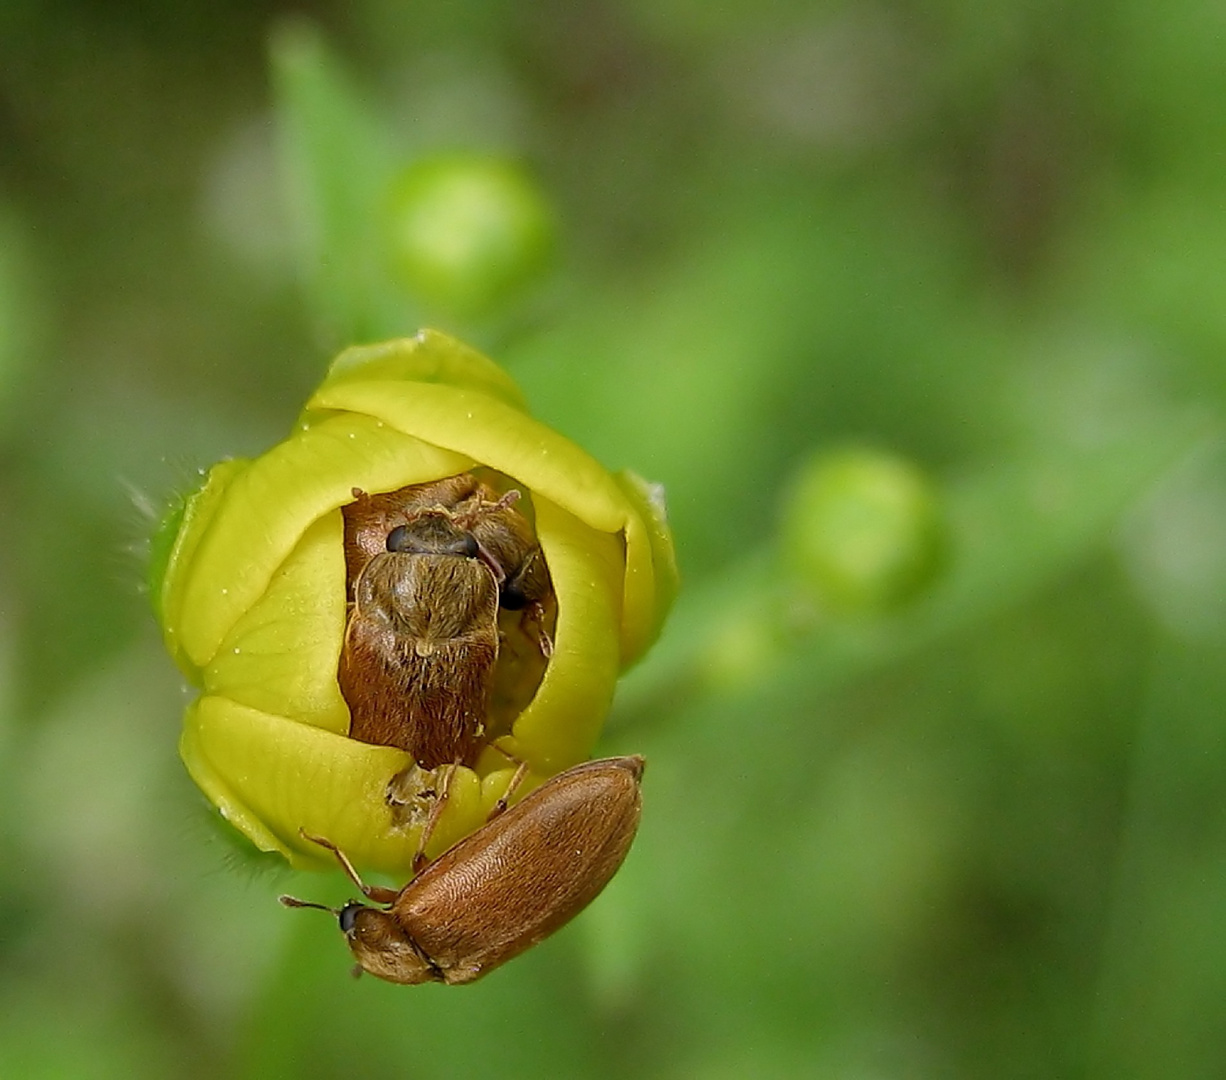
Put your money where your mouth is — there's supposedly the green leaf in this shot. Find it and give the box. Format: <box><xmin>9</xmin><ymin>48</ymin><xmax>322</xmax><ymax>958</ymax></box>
<box><xmin>269</xmin><ymin>19</ymin><xmax>412</xmax><ymax>345</ymax></box>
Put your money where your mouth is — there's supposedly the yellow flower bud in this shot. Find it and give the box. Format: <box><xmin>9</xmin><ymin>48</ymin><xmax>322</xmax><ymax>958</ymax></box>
<box><xmin>152</xmin><ymin>330</ymin><xmax>676</xmax><ymax>874</ymax></box>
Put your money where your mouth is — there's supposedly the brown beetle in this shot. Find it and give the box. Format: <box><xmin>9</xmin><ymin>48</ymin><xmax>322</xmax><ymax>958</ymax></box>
<box><xmin>282</xmin><ymin>755</ymin><xmax>644</xmax><ymax>985</ymax></box>
<box><xmin>338</xmin><ymin>474</ymin><xmax>553</xmax><ymax>766</ymax></box>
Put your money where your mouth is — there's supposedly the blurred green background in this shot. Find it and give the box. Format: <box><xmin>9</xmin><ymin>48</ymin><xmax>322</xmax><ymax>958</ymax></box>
<box><xmin>3</xmin><ymin>2</ymin><xmax>1226</xmax><ymax>1077</ymax></box>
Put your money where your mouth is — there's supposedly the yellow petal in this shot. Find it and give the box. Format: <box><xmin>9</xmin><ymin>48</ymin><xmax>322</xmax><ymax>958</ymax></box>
<box><xmin>315</xmin><ymin>329</ymin><xmax>528</xmax><ymax>412</ymax></box>
<box><xmin>204</xmin><ymin>509</ymin><xmax>350</xmax><ymax>733</ymax></box>
<box><xmin>615</xmin><ymin>470</ymin><xmax>680</xmax><ymax>665</ymax></box>
<box><xmin>500</xmin><ymin>496</ymin><xmax>623</xmax><ymax>774</ymax></box>
<box><xmin>183</xmin><ymin>696</ymin><xmax>488</xmax><ymax>874</ymax></box>
<box><xmin>309</xmin><ymin>378</ymin><xmax>633</xmax><ymax>534</ymax></box>
<box><xmin>158</xmin><ymin>458</ymin><xmax>250</xmax><ymax>681</ymax></box>
<box><xmin>477</xmin><ymin>765</ymin><xmax>546</xmax><ymax>814</ymax></box>
<box><xmin>176</xmin><ymin>412</ymin><xmax>471</xmax><ymax>669</ymax></box>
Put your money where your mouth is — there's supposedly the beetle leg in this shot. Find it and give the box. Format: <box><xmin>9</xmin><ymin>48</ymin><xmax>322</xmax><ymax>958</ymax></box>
<box><xmin>471</xmin><ymin>535</ymin><xmax>507</xmax><ymax>586</ymax></box>
<box><xmin>411</xmin><ymin>763</ymin><xmax>457</xmax><ymax>874</ymax></box>
<box><xmin>299</xmin><ymin>829</ymin><xmax>401</xmax><ymax>905</ymax></box>
<box><xmin>523</xmin><ymin>599</ymin><xmax>554</xmax><ymax>659</ymax></box>
<box><xmin>478</xmin><ymin>738</ymin><xmax>533</xmax><ymax>818</ymax></box>
<box><xmin>489</xmin><ymin>759</ymin><xmax>532</xmax><ymax>819</ymax></box>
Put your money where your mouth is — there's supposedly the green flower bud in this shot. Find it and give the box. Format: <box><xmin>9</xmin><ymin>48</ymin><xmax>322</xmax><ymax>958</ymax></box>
<box><xmin>386</xmin><ymin>156</ymin><xmax>555</xmax><ymax>317</ymax></box>
<box><xmin>782</xmin><ymin>448</ymin><xmax>945</xmax><ymax>614</ymax></box>
<box><xmin>154</xmin><ymin>330</ymin><xmax>676</xmax><ymax>874</ymax></box>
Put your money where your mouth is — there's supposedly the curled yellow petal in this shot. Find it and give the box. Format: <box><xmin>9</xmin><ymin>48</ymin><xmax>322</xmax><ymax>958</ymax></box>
<box><xmin>500</xmin><ymin>496</ymin><xmax>624</xmax><ymax>774</ymax></box>
<box><xmin>615</xmin><ymin>469</ymin><xmax>680</xmax><ymax>665</ymax></box>
<box><xmin>183</xmin><ymin>696</ymin><xmax>488</xmax><ymax>873</ymax></box>
<box><xmin>157</xmin><ymin>457</ymin><xmax>250</xmax><ymax>681</ymax></box>
<box><xmin>176</xmin><ymin>412</ymin><xmax>470</xmax><ymax>669</ymax></box>
<box><xmin>317</xmin><ymin>330</ymin><xmax>528</xmax><ymax>413</ymax></box>
<box><xmin>309</xmin><ymin>379</ymin><xmax>630</xmax><ymax>533</ymax></box>
<box><xmin>203</xmin><ymin>509</ymin><xmax>350</xmax><ymax>733</ymax></box>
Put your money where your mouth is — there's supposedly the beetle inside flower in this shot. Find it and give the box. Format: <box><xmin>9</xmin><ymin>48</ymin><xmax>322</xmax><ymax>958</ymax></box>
<box><xmin>150</xmin><ymin>330</ymin><xmax>676</xmax><ymax>877</ymax></box>
<box><xmin>335</xmin><ymin>469</ymin><xmax>558</xmax><ymax>856</ymax></box>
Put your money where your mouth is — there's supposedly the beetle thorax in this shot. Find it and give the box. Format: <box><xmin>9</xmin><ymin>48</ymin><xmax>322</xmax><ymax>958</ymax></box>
<box><xmin>354</xmin><ymin>554</ymin><xmax>498</xmax><ymax>641</ymax></box>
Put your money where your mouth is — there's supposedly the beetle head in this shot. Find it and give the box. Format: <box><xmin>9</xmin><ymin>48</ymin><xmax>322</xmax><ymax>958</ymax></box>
<box><xmin>339</xmin><ymin>901</ymin><xmax>442</xmax><ymax>985</ymax></box>
<box><xmin>386</xmin><ymin>512</ymin><xmax>480</xmax><ymax>559</ymax></box>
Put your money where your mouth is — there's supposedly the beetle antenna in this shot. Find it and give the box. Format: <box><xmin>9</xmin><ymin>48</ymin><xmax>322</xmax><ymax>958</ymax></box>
<box><xmin>279</xmin><ymin>895</ymin><xmax>339</xmax><ymax>915</ymax></box>
<box><xmin>472</xmin><ymin>536</ymin><xmax>507</xmax><ymax>584</ymax></box>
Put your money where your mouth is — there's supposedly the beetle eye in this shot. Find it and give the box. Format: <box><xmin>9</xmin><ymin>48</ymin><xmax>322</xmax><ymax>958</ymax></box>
<box><xmin>338</xmin><ymin>902</ymin><xmax>365</xmax><ymax>933</ymax></box>
<box><xmin>386</xmin><ymin>525</ymin><xmax>410</xmax><ymax>552</ymax></box>
<box><xmin>501</xmin><ymin>581</ymin><xmax>528</xmax><ymax>610</ymax></box>
<box><xmin>460</xmin><ymin>532</ymin><xmax>479</xmax><ymax>559</ymax></box>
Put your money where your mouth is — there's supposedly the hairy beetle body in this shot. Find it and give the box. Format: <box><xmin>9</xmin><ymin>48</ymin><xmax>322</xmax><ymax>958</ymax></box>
<box><xmin>340</xmin><ymin>545</ymin><xmax>500</xmax><ymax>766</ymax></box>
<box><xmin>338</xmin><ymin>474</ymin><xmax>553</xmax><ymax>767</ymax></box>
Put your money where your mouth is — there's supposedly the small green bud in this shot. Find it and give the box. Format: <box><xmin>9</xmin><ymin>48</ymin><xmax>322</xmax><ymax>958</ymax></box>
<box><xmin>386</xmin><ymin>155</ymin><xmax>555</xmax><ymax>317</ymax></box>
<box><xmin>782</xmin><ymin>448</ymin><xmax>946</xmax><ymax>614</ymax></box>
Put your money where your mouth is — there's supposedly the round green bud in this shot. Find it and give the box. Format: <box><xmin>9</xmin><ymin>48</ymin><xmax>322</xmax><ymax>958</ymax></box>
<box><xmin>782</xmin><ymin>448</ymin><xmax>946</xmax><ymax>614</ymax></box>
<box><xmin>386</xmin><ymin>156</ymin><xmax>555</xmax><ymax>317</ymax></box>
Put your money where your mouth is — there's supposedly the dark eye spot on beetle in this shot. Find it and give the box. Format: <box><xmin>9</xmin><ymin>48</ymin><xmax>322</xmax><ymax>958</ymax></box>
<box><xmin>339</xmin><ymin>902</ymin><xmax>363</xmax><ymax>933</ymax></box>
<box><xmin>500</xmin><ymin>583</ymin><xmax>528</xmax><ymax>610</ymax></box>
<box><xmin>386</xmin><ymin>517</ymin><xmax>480</xmax><ymax>559</ymax></box>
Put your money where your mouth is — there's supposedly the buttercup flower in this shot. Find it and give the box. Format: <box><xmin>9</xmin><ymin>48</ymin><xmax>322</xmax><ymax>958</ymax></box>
<box><xmin>151</xmin><ymin>330</ymin><xmax>677</xmax><ymax>874</ymax></box>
